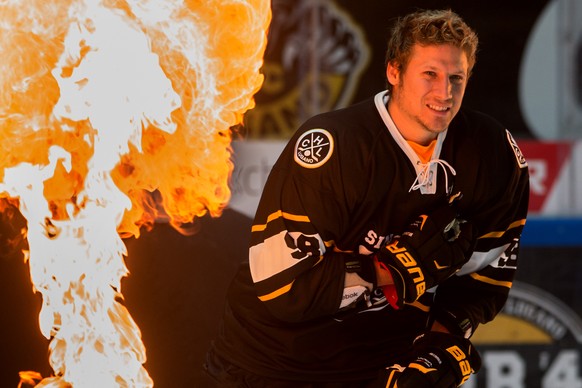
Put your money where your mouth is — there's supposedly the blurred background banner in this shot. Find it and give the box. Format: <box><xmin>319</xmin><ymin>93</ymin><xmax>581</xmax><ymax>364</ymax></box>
<box><xmin>3</xmin><ymin>0</ymin><xmax>582</xmax><ymax>387</ymax></box>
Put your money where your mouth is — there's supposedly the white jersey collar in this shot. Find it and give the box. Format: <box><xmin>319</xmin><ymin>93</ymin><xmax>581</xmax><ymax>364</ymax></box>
<box><xmin>374</xmin><ymin>90</ymin><xmax>455</xmax><ymax>195</ymax></box>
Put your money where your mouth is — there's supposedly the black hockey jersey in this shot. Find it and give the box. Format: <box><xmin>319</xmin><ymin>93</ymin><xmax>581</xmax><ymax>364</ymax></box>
<box><xmin>212</xmin><ymin>91</ymin><xmax>530</xmax><ymax>383</ymax></box>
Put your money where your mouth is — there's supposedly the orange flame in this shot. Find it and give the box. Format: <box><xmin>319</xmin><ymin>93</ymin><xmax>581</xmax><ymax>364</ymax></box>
<box><xmin>1</xmin><ymin>0</ymin><xmax>270</xmax><ymax>386</ymax></box>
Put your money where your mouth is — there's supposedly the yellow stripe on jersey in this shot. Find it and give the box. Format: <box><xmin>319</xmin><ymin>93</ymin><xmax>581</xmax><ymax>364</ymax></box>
<box><xmin>385</xmin><ymin>369</ymin><xmax>400</xmax><ymax>387</ymax></box>
<box><xmin>408</xmin><ymin>362</ymin><xmax>437</xmax><ymax>374</ymax></box>
<box><xmin>324</xmin><ymin>240</ymin><xmax>335</xmax><ymax>248</ymax></box>
<box><xmin>256</xmin><ymin>256</ymin><xmax>325</xmax><ymax>301</ymax></box>
<box><xmin>409</xmin><ymin>300</ymin><xmax>430</xmax><ymax>312</ymax></box>
<box><xmin>478</xmin><ymin>218</ymin><xmax>527</xmax><ymax>239</ymax></box>
<box><xmin>470</xmin><ymin>272</ymin><xmax>513</xmax><ymax>288</ymax></box>
<box><xmin>258</xmin><ymin>281</ymin><xmax>294</xmax><ymax>301</ymax></box>
<box><xmin>251</xmin><ymin>210</ymin><xmax>311</xmax><ymax>232</ymax></box>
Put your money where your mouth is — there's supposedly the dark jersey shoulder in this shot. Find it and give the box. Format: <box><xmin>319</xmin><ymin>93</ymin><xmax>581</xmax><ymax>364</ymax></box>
<box><xmin>298</xmin><ymin>96</ymin><xmax>388</xmax><ymax>155</ymax></box>
<box><xmin>445</xmin><ymin>108</ymin><xmax>529</xmax><ymax>226</ymax></box>
<box><xmin>450</xmin><ymin>108</ymin><xmax>508</xmax><ymax>150</ymax></box>
<box><xmin>277</xmin><ymin>96</ymin><xmax>393</xmax><ymax>210</ymax></box>
<box><xmin>451</xmin><ymin>107</ymin><xmax>526</xmax><ymax>173</ymax></box>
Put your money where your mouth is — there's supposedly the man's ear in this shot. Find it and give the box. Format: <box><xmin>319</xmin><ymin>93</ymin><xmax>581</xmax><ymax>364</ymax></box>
<box><xmin>386</xmin><ymin>61</ymin><xmax>400</xmax><ymax>88</ymax></box>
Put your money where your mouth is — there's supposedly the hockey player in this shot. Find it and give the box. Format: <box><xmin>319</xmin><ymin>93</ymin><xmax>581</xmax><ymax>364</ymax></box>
<box><xmin>202</xmin><ymin>8</ymin><xmax>530</xmax><ymax>387</ymax></box>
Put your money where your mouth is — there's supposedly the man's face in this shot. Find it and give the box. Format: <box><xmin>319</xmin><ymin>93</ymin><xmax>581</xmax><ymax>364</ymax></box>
<box><xmin>386</xmin><ymin>43</ymin><xmax>469</xmax><ymax>145</ymax></box>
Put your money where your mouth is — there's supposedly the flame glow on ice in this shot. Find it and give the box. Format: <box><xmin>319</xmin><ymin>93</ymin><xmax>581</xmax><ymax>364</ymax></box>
<box><xmin>0</xmin><ymin>0</ymin><xmax>270</xmax><ymax>386</ymax></box>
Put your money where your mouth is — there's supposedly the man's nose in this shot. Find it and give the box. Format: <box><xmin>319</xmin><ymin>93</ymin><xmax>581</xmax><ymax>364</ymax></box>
<box><xmin>434</xmin><ymin>77</ymin><xmax>453</xmax><ymax>99</ymax></box>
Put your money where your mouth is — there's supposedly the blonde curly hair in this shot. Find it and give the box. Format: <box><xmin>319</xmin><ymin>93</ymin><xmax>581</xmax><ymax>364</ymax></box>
<box><xmin>384</xmin><ymin>9</ymin><xmax>479</xmax><ymax>91</ymax></box>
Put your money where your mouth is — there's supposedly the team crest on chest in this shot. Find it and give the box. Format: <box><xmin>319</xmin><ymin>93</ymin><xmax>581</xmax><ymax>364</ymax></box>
<box><xmin>294</xmin><ymin>128</ymin><xmax>334</xmax><ymax>168</ymax></box>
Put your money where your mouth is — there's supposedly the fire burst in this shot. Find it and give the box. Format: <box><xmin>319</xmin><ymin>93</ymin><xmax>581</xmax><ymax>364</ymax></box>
<box><xmin>0</xmin><ymin>0</ymin><xmax>270</xmax><ymax>386</ymax></box>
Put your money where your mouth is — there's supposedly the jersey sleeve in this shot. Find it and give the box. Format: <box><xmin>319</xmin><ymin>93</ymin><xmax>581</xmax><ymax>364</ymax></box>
<box><xmin>432</xmin><ymin>128</ymin><xmax>530</xmax><ymax>337</ymax></box>
<box><xmin>248</xmin><ymin>124</ymin><xmax>369</xmax><ymax>323</ymax></box>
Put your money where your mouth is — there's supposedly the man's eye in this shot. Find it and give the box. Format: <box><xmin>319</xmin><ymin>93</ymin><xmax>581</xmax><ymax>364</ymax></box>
<box><xmin>425</xmin><ymin>71</ymin><xmax>436</xmax><ymax>77</ymax></box>
<box><xmin>450</xmin><ymin>75</ymin><xmax>465</xmax><ymax>83</ymax></box>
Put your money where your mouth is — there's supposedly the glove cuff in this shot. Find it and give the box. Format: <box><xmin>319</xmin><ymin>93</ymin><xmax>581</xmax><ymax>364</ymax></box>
<box><xmin>344</xmin><ymin>254</ymin><xmax>377</xmax><ymax>289</ymax></box>
<box><xmin>430</xmin><ymin>308</ymin><xmax>475</xmax><ymax>339</ymax></box>
<box><xmin>372</xmin><ymin>255</ymin><xmax>405</xmax><ymax>309</ymax></box>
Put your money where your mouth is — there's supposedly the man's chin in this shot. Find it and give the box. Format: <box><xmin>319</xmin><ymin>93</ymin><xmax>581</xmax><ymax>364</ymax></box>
<box><xmin>426</xmin><ymin>125</ymin><xmax>449</xmax><ymax>135</ymax></box>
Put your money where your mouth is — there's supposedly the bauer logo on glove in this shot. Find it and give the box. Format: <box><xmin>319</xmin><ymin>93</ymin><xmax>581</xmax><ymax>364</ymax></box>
<box><xmin>375</xmin><ymin>205</ymin><xmax>475</xmax><ymax>307</ymax></box>
<box><xmin>382</xmin><ymin>331</ymin><xmax>481</xmax><ymax>388</ymax></box>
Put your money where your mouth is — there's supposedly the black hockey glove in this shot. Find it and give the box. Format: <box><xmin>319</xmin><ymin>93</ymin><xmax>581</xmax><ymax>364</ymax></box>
<box><xmin>383</xmin><ymin>331</ymin><xmax>481</xmax><ymax>388</ymax></box>
<box><xmin>375</xmin><ymin>205</ymin><xmax>474</xmax><ymax>307</ymax></box>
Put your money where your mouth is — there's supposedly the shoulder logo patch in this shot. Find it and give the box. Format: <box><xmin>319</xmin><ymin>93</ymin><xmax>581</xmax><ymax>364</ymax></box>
<box><xmin>506</xmin><ymin>129</ymin><xmax>528</xmax><ymax>168</ymax></box>
<box><xmin>294</xmin><ymin>128</ymin><xmax>334</xmax><ymax>168</ymax></box>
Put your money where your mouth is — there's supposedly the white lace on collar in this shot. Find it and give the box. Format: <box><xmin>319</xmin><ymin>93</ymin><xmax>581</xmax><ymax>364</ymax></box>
<box><xmin>374</xmin><ymin>91</ymin><xmax>456</xmax><ymax>195</ymax></box>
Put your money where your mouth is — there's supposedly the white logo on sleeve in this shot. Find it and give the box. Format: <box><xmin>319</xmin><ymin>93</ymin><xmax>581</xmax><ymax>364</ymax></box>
<box><xmin>506</xmin><ymin>129</ymin><xmax>528</xmax><ymax>168</ymax></box>
<box><xmin>294</xmin><ymin>128</ymin><xmax>334</xmax><ymax>168</ymax></box>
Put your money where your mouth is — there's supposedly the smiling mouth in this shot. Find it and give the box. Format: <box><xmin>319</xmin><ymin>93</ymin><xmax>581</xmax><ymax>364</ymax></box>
<box><xmin>427</xmin><ymin>104</ymin><xmax>451</xmax><ymax>112</ymax></box>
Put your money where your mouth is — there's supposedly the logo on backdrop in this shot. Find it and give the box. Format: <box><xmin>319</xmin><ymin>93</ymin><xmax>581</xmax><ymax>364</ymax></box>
<box><xmin>468</xmin><ymin>281</ymin><xmax>582</xmax><ymax>387</ymax></box>
<box><xmin>243</xmin><ymin>0</ymin><xmax>370</xmax><ymax>138</ymax></box>
<box><xmin>472</xmin><ymin>281</ymin><xmax>582</xmax><ymax>346</ymax></box>
<box><xmin>500</xmin><ymin>282</ymin><xmax>582</xmax><ymax>344</ymax></box>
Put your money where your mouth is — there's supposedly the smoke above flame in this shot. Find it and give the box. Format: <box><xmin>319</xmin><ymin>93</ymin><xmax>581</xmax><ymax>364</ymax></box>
<box><xmin>0</xmin><ymin>0</ymin><xmax>270</xmax><ymax>386</ymax></box>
